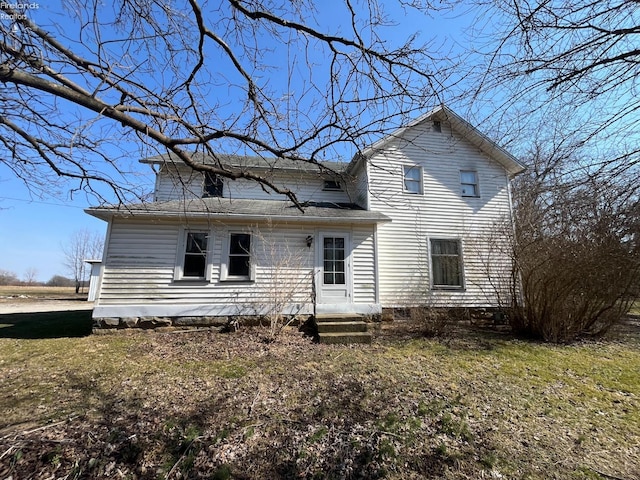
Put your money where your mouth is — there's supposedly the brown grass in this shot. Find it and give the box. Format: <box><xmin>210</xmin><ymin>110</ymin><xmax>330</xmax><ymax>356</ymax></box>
<box><xmin>1</xmin><ymin>314</ymin><xmax>639</xmax><ymax>479</ymax></box>
<box><xmin>0</xmin><ymin>285</ymin><xmax>82</xmax><ymax>302</ymax></box>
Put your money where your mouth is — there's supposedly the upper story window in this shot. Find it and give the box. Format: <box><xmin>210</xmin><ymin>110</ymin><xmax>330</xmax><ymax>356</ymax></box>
<box><xmin>430</xmin><ymin>238</ymin><xmax>464</xmax><ymax>289</ymax></box>
<box><xmin>203</xmin><ymin>171</ymin><xmax>224</xmax><ymax>198</ymax></box>
<box><xmin>403</xmin><ymin>165</ymin><xmax>422</xmax><ymax>194</ymax></box>
<box><xmin>178</xmin><ymin>231</ymin><xmax>209</xmax><ymax>280</ymax></box>
<box><xmin>323</xmin><ymin>179</ymin><xmax>343</xmax><ymax>191</ymax></box>
<box><xmin>460</xmin><ymin>170</ymin><xmax>479</xmax><ymax>197</ymax></box>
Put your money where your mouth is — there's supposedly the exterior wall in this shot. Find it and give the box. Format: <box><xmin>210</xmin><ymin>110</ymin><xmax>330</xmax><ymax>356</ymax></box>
<box><xmin>352</xmin><ymin>226</ymin><xmax>376</xmax><ymax>304</ymax></box>
<box><xmin>93</xmin><ymin>217</ymin><xmax>379</xmax><ymax>319</ymax></box>
<box><xmin>349</xmin><ymin>159</ymin><xmax>369</xmax><ymax>209</ymax></box>
<box><xmin>367</xmin><ymin>119</ymin><xmax>515</xmax><ymax>307</ymax></box>
<box><xmin>87</xmin><ymin>262</ymin><xmax>102</xmax><ymax>302</ymax></box>
<box><xmin>155</xmin><ymin>164</ymin><xmax>359</xmax><ymax>204</ymax></box>
<box><xmin>154</xmin><ymin>165</ymin><xmax>200</xmax><ymax>201</ymax></box>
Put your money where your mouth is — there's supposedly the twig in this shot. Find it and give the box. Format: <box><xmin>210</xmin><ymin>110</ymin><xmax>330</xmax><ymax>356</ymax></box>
<box><xmin>21</xmin><ymin>414</ymin><xmax>79</xmax><ymax>436</ymax></box>
<box><xmin>166</xmin><ymin>436</ymin><xmax>203</xmax><ymax>479</ymax></box>
<box><xmin>248</xmin><ymin>389</ymin><xmax>260</xmax><ymax>416</ymax></box>
<box><xmin>0</xmin><ymin>445</ymin><xmax>16</xmax><ymax>461</ymax></box>
<box><xmin>164</xmin><ymin>328</ymin><xmax>212</xmax><ymax>334</ymax></box>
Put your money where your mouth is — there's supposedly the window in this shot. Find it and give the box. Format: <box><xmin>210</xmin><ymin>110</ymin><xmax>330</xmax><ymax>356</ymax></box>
<box><xmin>460</xmin><ymin>171</ymin><xmax>479</xmax><ymax>197</ymax></box>
<box><xmin>227</xmin><ymin>233</ymin><xmax>252</xmax><ymax>279</ymax></box>
<box><xmin>403</xmin><ymin>165</ymin><xmax>422</xmax><ymax>194</ymax></box>
<box><xmin>430</xmin><ymin>239</ymin><xmax>463</xmax><ymax>288</ymax></box>
<box><xmin>323</xmin><ymin>179</ymin><xmax>343</xmax><ymax>191</ymax></box>
<box><xmin>203</xmin><ymin>171</ymin><xmax>223</xmax><ymax>198</ymax></box>
<box><xmin>180</xmin><ymin>231</ymin><xmax>209</xmax><ymax>279</ymax></box>
<box><xmin>323</xmin><ymin>237</ymin><xmax>346</xmax><ymax>285</ymax></box>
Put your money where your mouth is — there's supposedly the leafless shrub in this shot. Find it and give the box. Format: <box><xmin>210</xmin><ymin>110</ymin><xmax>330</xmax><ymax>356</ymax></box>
<box><xmin>507</xmin><ymin>156</ymin><xmax>640</xmax><ymax>343</ymax></box>
<box><xmin>409</xmin><ymin>307</ymin><xmax>456</xmax><ymax>338</ymax></box>
<box><xmin>252</xmin><ymin>223</ymin><xmax>313</xmax><ymax>341</ymax></box>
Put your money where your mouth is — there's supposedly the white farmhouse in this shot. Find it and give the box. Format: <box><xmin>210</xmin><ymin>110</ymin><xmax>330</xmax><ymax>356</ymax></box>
<box><xmin>86</xmin><ymin>105</ymin><xmax>525</xmax><ymax>334</ymax></box>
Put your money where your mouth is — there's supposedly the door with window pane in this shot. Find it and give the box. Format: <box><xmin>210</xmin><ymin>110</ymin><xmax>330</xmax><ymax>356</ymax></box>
<box><xmin>318</xmin><ymin>233</ymin><xmax>351</xmax><ymax>304</ymax></box>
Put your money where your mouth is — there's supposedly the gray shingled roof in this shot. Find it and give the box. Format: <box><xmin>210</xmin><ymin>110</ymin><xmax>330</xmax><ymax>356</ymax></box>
<box><xmin>87</xmin><ymin>198</ymin><xmax>389</xmax><ymax>224</ymax></box>
<box><xmin>141</xmin><ymin>152</ymin><xmax>348</xmax><ymax>173</ymax></box>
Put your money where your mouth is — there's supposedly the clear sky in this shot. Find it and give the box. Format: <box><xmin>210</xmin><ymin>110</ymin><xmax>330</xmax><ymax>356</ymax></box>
<box><xmin>0</xmin><ymin>192</ymin><xmax>111</xmax><ymax>282</ymax></box>
<box><xmin>0</xmin><ymin>1</ymin><xmax>478</xmax><ymax>282</ymax></box>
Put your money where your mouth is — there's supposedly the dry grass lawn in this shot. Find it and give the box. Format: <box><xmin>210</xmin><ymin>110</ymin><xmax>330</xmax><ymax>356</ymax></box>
<box><xmin>0</xmin><ymin>312</ymin><xmax>639</xmax><ymax>479</ymax></box>
<box><xmin>0</xmin><ymin>285</ymin><xmax>82</xmax><ymax>302</ymax></box>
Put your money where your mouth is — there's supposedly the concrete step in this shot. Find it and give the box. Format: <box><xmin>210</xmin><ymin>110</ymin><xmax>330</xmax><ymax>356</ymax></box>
<box><xmin>318</xmin><ymin>331</ymin><xmax>372</xmax><ymax>345</ymax></box>
<box><xmin>315</xmin><ymin>314</ymin><xmax>364</xmax><ymax>323</ymax></box>
<box><xmin>316</xmin><ymin>321</ymin><xmax>369</xmax><ymax>333</ymax></box>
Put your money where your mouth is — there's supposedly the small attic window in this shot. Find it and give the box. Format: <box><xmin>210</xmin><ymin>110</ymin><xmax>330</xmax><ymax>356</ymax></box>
<box><xmin>433</xmin><ymin>120</ymin><xmax>442</xmax><ymax>133</ymax></box>
<box><xmin>323</xmin><ymin>179</ymin><xmax>343</xmax><ymax>191</ymax></box>
<box><xmin>203</xmin><ymin>172</ymin><xmax>224</xmax><ymax>198</ymax></box>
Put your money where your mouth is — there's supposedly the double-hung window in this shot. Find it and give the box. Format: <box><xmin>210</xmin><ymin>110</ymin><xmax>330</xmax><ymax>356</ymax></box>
<box><xmin>460</xmin><ymin>171</ymin><xmax>479</xmax><ymax>197</ymax></box>
<box><xmin>225</xmin><ymin>233</ymin><xmax>253</xmax><ymax>280</ymax></box>
<box><xmin>430</xmin><ymin>239</ymin><xmax>463</xmax><ymax>288</ymax></box>
<box><xmin>178</xmin><ymin>231</ymin><xmax>209</xmax><ymax>280</ymax></box>
<box><xmin>403</xmin><ymin>165</ymin><xmax>422</xmax><ymax>194</ymax></box>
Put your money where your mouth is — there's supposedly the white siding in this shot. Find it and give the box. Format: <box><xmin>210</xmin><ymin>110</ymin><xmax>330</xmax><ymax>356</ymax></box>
<box><xmin>155</xmin><ymin>165</ymin><xmax>354</xmax><ymax>204</ymax></box>
<box><xmin>226</xmin><ymin>172</ymin><xmax>353</xmax><ymax>203</ymax></box>
<box><xmin>368</xmin><ymin>120</ymin><xmax>514</xmax><ymax>307</ymax></box>
<box><xmin>352</xmin><ymin>225</ymin><xmax>376</xmax><ymax>304</ymax></box>
<box><xmin>95</xmin><ymin>218</ymin><xmax>379</xmax><ymax>317</ymax></box>
<box><xmin>349</xmin><ymin>159</ymin><xmax>369</xmax><ymax>209</ymax></box>
<box><xmin>155</xmin><ymin>165</ymin><xmax>202</xmax><ymax>201</ymax></box>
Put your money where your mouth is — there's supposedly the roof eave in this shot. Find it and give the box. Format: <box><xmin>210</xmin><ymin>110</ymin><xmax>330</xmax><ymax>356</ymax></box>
<box><xmin>85</xmin><ymin>208</ymin><xmax>391</xmax><ymax>225</ymax></box>
<box><xmin>139</xmin><ymin>155</ymin><xmax>349</xmax><ymax>174</ymax></box>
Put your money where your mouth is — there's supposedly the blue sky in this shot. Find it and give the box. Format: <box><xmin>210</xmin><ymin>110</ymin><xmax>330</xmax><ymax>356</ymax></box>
<box><xmin>0</xmin><ymin>1</ymin><xmax>478</xmax><ymax>282</ymax></box>
<box><xmin>0</xmin><ymin>193</ymin><xmax>110</xmax><ymax>281</ymax></box>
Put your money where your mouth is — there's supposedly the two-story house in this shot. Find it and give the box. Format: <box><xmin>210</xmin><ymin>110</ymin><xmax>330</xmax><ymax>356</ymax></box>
<box><xmin>86</xmin><ymin>105</ymin><xmax>525</xmax><ymax>328</ymax></box>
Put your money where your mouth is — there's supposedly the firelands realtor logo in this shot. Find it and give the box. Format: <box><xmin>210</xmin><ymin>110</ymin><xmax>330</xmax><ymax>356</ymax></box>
<box><xmin>1</xmin><ymin>2</ymin><xmax>40</xmax><ymax>20</ymax></box>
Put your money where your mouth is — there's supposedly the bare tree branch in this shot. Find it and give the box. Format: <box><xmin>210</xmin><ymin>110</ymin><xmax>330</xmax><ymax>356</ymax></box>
<box><xmin>0</xmin><ymin>0</ymin><xmax>456</xmax><ymax>206</ymax></box>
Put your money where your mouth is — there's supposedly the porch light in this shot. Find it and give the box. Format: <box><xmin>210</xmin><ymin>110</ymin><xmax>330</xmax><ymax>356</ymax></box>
<box><xmin>306</xmin><ymin>235</ymin><xmax>313</xmax><ymax>248</ymax></box>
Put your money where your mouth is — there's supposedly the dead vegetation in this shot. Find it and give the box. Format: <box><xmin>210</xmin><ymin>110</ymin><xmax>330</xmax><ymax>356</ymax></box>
<box><xmin>0</xmin><ymin>286</ymin><xmax>82</xmax><ymax>302</ymax></box>
<box><xmin>1</xmin><ymin>314</ymin><xmax>639</xmax><ymax>479</ymax></box>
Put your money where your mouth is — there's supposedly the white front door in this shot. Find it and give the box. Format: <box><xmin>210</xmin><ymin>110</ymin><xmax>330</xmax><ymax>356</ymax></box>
<box><xmin>317</xmin><ymin>232</ymin><xmax>351</xmax><ymax>306</ymax></box>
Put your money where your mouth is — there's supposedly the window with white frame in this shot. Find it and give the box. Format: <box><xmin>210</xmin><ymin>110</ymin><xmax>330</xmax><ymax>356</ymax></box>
<box><xmin>460</xmin><ymin>170</ymin><xmax>479</xmax><ymax>197</ymax></box>
<box><xmin>430</xmin><ymin>239</ymin><xmax>463</xmax><ymax>288</ymax></box>
<box><xmin>403</xmin><ymin>165</ymin><xmax>422</xmax><ymax>194</ymax></box>
<box><xmin>179</xmin><ymin>231</ymin><xmax>209</xmax><ymax>279</ymax></box>
<box><xmin>226</xmin><ymin>233</ymin><xmax>252</xmax><ymax>279</ymax></box>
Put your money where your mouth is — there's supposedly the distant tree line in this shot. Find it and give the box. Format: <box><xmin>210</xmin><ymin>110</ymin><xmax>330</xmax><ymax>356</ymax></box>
<box><xmin>0</xmin><ymin>269</ymin><xmax>78</xmax><ymax>287</ymax></box>
<box><xmin>0</xmin><ymin>229</ymin><xmax>103</xmax><ymax>291</ymax></box>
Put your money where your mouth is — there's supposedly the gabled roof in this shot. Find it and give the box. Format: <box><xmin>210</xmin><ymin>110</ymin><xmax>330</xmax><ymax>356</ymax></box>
<box><xmin>141</xmin><ymin>152</ymin><xmax>349</xmax><ymax>174</ymax></box>
<box><xmin>348</xmin><ymin>105</ymin><xmax>526</xmax><ymax>176</ymax></box>
<box><xmin>86</xmin><ymin>198</ymin><xmax>390</xmax><ymax>224</ymax></box>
